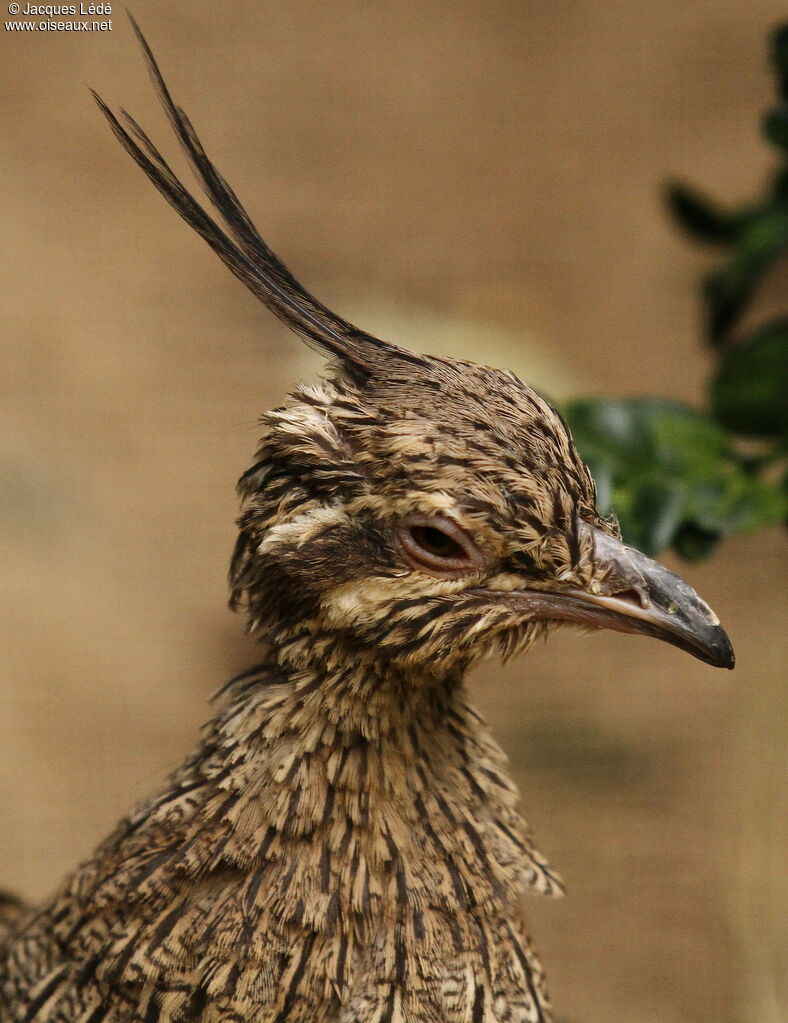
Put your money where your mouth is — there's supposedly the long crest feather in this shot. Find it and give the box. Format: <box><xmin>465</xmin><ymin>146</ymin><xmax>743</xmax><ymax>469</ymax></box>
<box><xmin>93</xmin><ymin>13</ymin><xmax>426</xmax><ymax>379</ymax></box>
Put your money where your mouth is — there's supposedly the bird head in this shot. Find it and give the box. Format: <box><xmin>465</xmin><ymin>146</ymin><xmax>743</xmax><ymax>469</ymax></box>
<box><xmin>228</xmin><ymin>353</ymin><xmax>733</xmax><ymax>678</ymax></box>
<box><xmin>96</xmin><ymin>17</ymin><xmax>734</xmax><ymax>680</ymax></box>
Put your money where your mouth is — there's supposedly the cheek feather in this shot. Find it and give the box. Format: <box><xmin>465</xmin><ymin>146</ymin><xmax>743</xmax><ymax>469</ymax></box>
<box><xmin>486</xmin><ymin>572</ymin><xmax>528</xmax><ymax>593</ymax></box>
<box><xmin>257</xmin><ymin>507</ymin><xmax>350</xmax><ymax>555</ymax></box>
<box><xmin>320</xmin><ymin>576</ymin><xmax>464</xmax><ymax>632</ymax></box>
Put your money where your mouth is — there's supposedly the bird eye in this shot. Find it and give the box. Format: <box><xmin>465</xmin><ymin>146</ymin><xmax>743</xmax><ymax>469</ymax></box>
<box><xmin>395</xmin><ymin>515</ymin><xmax>483</xmax><ymax>578</ymax></box>
<box><xmin>410</xmin><ymin>526</ymin><xmax>460</xmax><ymax>557</ymax></box>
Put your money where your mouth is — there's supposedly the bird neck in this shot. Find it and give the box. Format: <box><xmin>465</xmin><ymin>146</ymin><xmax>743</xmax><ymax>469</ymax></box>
<box><xmin>82</xmin><ymin>648</ymin><xmax>560</xmax><ymax>1018</ymax></box>
<box><xmin>199</xmin><ymin>647</ymin><xmax>561</xmax><ymax>914</ymax></box>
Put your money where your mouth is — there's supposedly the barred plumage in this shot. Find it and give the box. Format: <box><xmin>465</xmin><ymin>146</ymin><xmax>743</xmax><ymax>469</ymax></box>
<box><xmin>0</xmin><ymin>16</ymin><xmax>733</xmax><ymax>1023</ymax></box>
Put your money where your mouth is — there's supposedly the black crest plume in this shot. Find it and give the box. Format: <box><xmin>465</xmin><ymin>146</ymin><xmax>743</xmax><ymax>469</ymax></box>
<box><xmin>92</xmin><ymin>13</ymin><xmax>425</xmax><ymax>379</ymax></box>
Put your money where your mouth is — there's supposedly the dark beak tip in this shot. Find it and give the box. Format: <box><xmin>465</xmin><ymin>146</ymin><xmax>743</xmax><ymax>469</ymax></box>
<box><xmin>708</xmin><ymin>628</ymin><xmax>735</xmax><ymax>670</ymax></box>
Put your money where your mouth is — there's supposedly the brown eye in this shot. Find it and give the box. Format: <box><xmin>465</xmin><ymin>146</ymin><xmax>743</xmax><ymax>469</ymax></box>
<box><xmin>410</xmin><ymin>526</ymin><xmax>461</xmax><ymax>558</ymax></box>
<box><xmin>396</xmin><ymin>515</ymin><xmax>483</xmax><ymax>579</ymax></box>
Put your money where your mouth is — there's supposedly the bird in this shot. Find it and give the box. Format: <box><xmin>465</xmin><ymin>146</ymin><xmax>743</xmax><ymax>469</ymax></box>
<box><xmin>0</xmin><ymin>16</ymin><xmax>734</xmax><ymax>1023</ymax></box>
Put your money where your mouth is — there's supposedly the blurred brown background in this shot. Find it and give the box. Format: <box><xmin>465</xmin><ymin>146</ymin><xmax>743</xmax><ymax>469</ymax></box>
<box><xmin>1</xmin><ymin>2</ymin><xmax>785</xmax><ymax>1021</ymax></box>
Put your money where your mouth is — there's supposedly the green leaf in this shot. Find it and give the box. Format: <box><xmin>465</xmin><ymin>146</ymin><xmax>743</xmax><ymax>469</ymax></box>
<box><xmin>672</xmin><ymin>523</ymin><xmax>720</xmax><ymax>562</ymax></box>
<box><xmin>665</xmin><ymin>182</ymin><xmax>742</xmax><ymax>244</ymax></box>
<box><xmin>682</xmin><ymin>469</ymin><xmax>785</xmax><ymax>534</ymax></box>
<box><xmin>561</xmin><ymin>397</ymin><xmax>661</xmax><ymax>469</ymax></box>
<box><xmin>626</xmin><ymin>480</ymin><xmax>687</xmax><ymax>557</ymax></box>
<box><xmin>770</xmin><ymin>23</ymin><xmax>788</xmax><ymax>101</ymax></box>
<box><xmin>771</xmin><ymin>167</ymin><xmax>788</xmax><ymax>202</ymax></box>
<box><xmin>711</xmin><ymin>319</ymin><xmax>788</xmax><ymax>436</ymax></box>
<box><xmin>579</xmin><ymin>453</ymin><xmax>615</xmax><ymax>517</ymax></box>
<box><xmin>703</xmin><ymin>211</ymin><xmax>788</xmax><ymax>343</ymax></box>
<box><xmin>763</xmin><ymin>107</ymin><xmax>788</xmax><ymax>152</ymax></box>
<box><xmin>563</xmin><ymin>397</ymin><xmax>787</xmax><ymax>559</ymax></box>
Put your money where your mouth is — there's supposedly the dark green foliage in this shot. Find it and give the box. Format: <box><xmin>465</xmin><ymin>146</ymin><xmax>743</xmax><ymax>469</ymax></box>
<box><xmin>711</xmin><ymin>318</ymin><xmax>788</xmax><ymax>437</ymax></box>
<box><xmin>563</xmin><ymin>23</ymin><xmax>788</xmax><ymax>561</ymax></box>
<box><xmin>563</xmin><ymin>398</ymin><xmax>784</xmax><ymax>559</ymax></box>
<box><xmin>702</xmin><ymin>208</ymin><xmax>788</xmax><ymax>342</ymax></box>
<box><xmin>664</xmin><ymin>183</ymin><xmax>747</xmax><ymax>245</ymax></box>
<box><xmin>665</xmin><ymin>26</ymin><xmax>788</xmax><ymax>346</ymax></box>
<box><xmin>765</xmin><ymin>24</ymin><xmax>788</xmax><ymax>144</ymax></box>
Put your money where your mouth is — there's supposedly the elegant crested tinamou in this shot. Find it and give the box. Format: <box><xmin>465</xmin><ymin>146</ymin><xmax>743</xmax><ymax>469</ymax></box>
<box><xmin>0</xmin><ymin>17</ymin><xmax>733</xmax><ymax>1023</ymax></box>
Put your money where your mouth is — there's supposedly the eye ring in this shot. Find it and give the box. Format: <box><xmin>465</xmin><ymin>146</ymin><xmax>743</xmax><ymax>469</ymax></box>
<box><xmin>395</xmin><ymin>514</ymin><xmax>484</xmax><ymax>579</ymax></box>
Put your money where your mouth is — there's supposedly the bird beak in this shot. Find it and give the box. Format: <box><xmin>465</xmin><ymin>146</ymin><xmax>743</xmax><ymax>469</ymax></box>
<box><xmin>510</xmin><ymin>525</ymin><xmax>735</xmax><ymax>669</ymax></box>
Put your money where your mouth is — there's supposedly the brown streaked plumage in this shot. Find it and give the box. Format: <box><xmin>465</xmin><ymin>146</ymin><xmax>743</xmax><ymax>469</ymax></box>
<box><xmin>0</xmin><ymin>16</ymin><xmax>734</xmax><ymax>1023</ymax></box>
